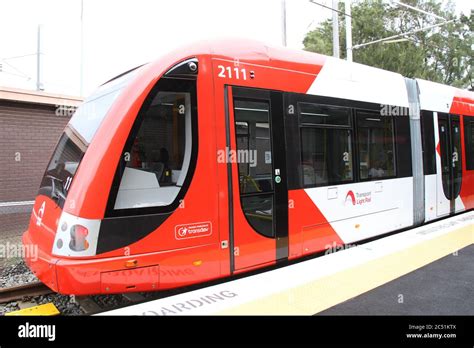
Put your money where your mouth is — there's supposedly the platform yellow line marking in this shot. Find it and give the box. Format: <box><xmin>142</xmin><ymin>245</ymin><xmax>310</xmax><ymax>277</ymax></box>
<box><xmin>5</xmin><ymin>302</ymin><xmax>60</xmax><ymax>316</ymax></box>
<box><xmin>217</xmin><ymin>224</ymin><xmax>473</xmax><ymax>315</ymax></box>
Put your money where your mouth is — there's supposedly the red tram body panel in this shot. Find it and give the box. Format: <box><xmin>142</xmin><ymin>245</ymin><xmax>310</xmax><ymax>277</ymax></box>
<box><xmin>22</xmin><ymin>39</ymin><xmax>474</xmax><ymax>295</ymax></box>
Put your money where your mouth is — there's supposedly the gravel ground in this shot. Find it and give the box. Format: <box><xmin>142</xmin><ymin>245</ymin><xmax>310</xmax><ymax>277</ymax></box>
<box><xmin>0</xmin><ymin>208</ymin><xmax>31</xmax><ymax>269</ymax></box>
<box><xmin>0</xmin><ymin>301</ymin><xmax>20</xmax><ymax>315</ymax></box>
<box><xmin>0</xmin><ymin>260</ymin><xmax>37</xmax><ymax>288</ymax></box>
<box><xmin>89</xmin><ymin>294</ymin><xmax>132</xmax><ymax>310</ymax></box>
<box><xmin>0</xmin><ymin>260</ymin><xmax>84</xmax><ymax>315</ymax></box>
<box><xmin>0</xmin><ymin>292</ymin><xmax>136</xmax><ymax>316</ymax></box>
<box><xmin>0</xmin><ymin>295</ymin><xmax>85</xmax><ymax>316</ymax></box>
<box><xmin>33</xmin><ymin>293</ymin><xmax>85</xmax><ymax>315</ymax></box>
<box><xmin>0</xmin><ymin>235</ymin><xmax>24</xmax><ymax>269</ymax></box>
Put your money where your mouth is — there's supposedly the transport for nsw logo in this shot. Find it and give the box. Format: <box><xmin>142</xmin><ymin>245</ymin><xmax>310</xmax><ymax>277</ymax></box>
<box><xmin>175</xmin><ymin>222</ymin><xmax>212</xmax><ymax>240</ymax></box>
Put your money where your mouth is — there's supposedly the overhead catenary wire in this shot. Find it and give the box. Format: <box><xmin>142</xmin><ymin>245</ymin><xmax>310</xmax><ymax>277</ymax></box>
<box><xmin>308</xmin><ymin>0</ymin><xmax>457</xmax><ymax>53</ymax></box>
<box><xmin>352</xmin><ymin>19</ymin><xmax>456</xmax><ymax>50</ymax></box>
<box><xmin>391</xmin><ymin>0</ymin><xmax>448</xmax><ymax>22</ymax></box>
<box><xmin>0</xmin><ymin>70</ymin><xmax>33</xmax><ymax>80</ymax></box>
<box><xmin>309</xmin><ymin>0</ymin><xmax>352</xmax><ymax>17</ymax></box>
<box><xmin>0</xmin><ymin>59</ymin><xmax>33</xmax><ymax>80</ymax></box>
<box><xmin>1</xmin><ymin>53</ymin><xmax>38</xmax><ymax>60</ymax></box>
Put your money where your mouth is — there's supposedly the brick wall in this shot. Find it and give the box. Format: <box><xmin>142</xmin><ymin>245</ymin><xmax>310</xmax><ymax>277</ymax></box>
<box><xmin>0</xmin><ymin>100</ymin><xmax>71</xmax><ymax>203</ymax></box>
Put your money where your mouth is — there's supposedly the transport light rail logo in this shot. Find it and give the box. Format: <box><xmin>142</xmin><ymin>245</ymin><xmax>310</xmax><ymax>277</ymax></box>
<box><xmin>175</xmin><ymin>222</ymin><xmax>212</xmax><ymax>240</ymax></box>
<box><xmin>345</xmin><ymin>190</ymin><xmax>372</xmax><ymax>206</ymax></box>
<box><xmin>345</xmin><ymin>191</ymin><xmax>356</xmax><ymax>206</ymax></box>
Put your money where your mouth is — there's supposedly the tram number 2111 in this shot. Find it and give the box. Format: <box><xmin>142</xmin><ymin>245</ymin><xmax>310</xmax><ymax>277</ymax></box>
<box><xmin>217</xmin><ymin>65</ymin><xmax>248</xmax><ymax>80</ymax></box>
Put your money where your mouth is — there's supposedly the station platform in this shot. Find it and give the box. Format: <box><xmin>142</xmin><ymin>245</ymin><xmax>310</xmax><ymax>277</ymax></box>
<box><xmin>101</xmin><ymin>211</ymin><xmax>474</xmax><ymax>316</ymax></box>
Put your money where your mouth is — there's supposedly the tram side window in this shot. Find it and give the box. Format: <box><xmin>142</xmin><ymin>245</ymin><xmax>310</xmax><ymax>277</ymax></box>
<box><xmin>236</xmin><ymin>121</ymin><xmax>250</xmax><ymax>177</ymax></box>
<box><xmin>421</xmin><ymin>110</ymin><xmax>436</xmax><ymax>175</ymax></box>
<box><xmin>234</xmin><ymin>99</ymin><xmax>274</xmax><ymax>238</ymax></box>
<box><xmin>234</xmin><ymin>100</ymin><xmax>273</xmax><ymax>194</ymax></box>
<box><xmin>356</xmin><ymin>111</ymin><xmax>396</xmax><ymax>180</ymax></box>
<box><xmin>114</xmin><ymin>91</ymin><xmax>192</xmax><ymax>210</ymax></box>
<box><xmin>465</xmin><ymin>118</ymin><xmax>474</xmax><ymax>171</ymax></box>
<box><xmin>299</xmin><ymin>103</ymin><xmax>353</xmax><ymax>187</ymax></box>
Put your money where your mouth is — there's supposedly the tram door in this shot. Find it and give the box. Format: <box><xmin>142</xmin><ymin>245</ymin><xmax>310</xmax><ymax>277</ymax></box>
<box><xmin>437</xmin><ymin>113</ymin><xmax>463</xmax><ymax>216</ymax></box>
<box><xmin>226</xmin><ymin>87</ymin><xmax>288</xmax><ymax>272</ymax></box>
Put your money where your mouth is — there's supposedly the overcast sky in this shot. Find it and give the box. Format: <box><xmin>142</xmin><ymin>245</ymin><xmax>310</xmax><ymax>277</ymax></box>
<box><xmin>0</xmin><ymin>0</ymin><xmax>472</xmax><ymax>97</ymax></box>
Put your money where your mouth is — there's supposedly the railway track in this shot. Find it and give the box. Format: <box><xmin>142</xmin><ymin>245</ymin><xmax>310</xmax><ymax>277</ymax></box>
<box><xmin>0</xmin><ymin>278</ymin><xmax>161</xmax><ymax>315</ymax></box>
<box><xmin>0</xmin><ymin>282</ymin><xmax>148</xmax><ymax>315</ymax></box>
<box><xmin>0</xmin><ymin>282</ymin><xmax>52</xmax><ymax>304</ymax></box>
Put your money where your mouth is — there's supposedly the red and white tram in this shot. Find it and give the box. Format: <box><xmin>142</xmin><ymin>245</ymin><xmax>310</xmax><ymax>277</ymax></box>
<box><xmin>23</xmin><ymin>39</ymin><xmax>474</xmax><ymax>295</ymax></box>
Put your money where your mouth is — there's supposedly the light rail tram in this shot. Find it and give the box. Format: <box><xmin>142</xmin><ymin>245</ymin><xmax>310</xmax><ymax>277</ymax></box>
<box><xmin>23</xmin><ymin>39</ymin><xmax>474</xmax><ymax>294</ymax></box>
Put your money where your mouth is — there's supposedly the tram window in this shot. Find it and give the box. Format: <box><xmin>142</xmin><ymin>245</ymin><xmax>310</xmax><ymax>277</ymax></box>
<box><xmin>234</xmin><ymin>100</ymin><xmax>273</xmax><ymax>194</ymax></box>
<box><xmin>236</xmin><ymin>122</ymin><xmax>250</xmax><ymax>176</ymax></box>
<box><xmin>465</xmin><ymin>119</ymin><xmax>474</xmax><ymax>171</ymax></box>
<box><xmin>393</xmin><ymin>115</ymin><xmax>412</xmax><ymax>178</ymax></box>
<box><xmin>241</xmin><ymin>194</ymin><xmax>274</xmax><ymax>238</ymax></box>
<box><xmin>300</xmin><ymin>127</ymin><xmax>353</xmax><ymax>187</ymax></box>
<box><xmin>234</xmin><ymin>98</ymin><xmax>274</xmax><ymax>238</ymax></box>
<box><xmin>114</xmin><ymin>91</ymin><xmax>192</xmax><ymax>209</ymax></box>
<box><xmin>421</xmin><ymin>111</ymin><xmax>436</xmax><ymax>175</ymax></box>
<box><xmin>357</xmin><ymin>111</ymin><xmax>396</xmax><ymax>180</ymax></box>
<box><xmin>299</xmin><ymin>103</ymin><xmax>351</xmax><ymax>126</ymax></box>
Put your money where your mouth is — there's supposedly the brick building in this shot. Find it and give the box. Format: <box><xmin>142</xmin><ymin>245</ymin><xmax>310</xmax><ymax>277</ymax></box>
<box><xmin>0</xmin><ymin>87</ymin><xmax>82</xmax><ymax>237</ymax></box>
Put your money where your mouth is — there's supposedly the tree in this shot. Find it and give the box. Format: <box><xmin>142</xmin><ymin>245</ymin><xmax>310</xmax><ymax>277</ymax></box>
<box><xmin>303</xmin><ymin>0</ymin><xmax>473</xmax><ymax>90</ymax></box>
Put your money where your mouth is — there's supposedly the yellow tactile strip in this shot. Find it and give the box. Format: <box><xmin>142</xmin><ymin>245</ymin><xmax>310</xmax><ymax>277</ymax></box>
<box><xmin>5</xmin><ymin>302</ymin><xmax>60</xmax><ymax>316</ymax></box>
<box><xmin>217</xmin><ymin>224</ymin><xmax>473</xmax><ymax>315</ymax></box>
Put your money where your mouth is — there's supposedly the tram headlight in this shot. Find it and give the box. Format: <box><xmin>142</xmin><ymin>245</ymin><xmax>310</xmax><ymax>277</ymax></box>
<box><xmin>53</xmin><ymin>212</ymin><xmax>100</xmax><ymax>257</ymax></box>
<box><xmin>69</xmin><ymin>224</ymin><xmax>90</xmax><ymax>251</ymax></box>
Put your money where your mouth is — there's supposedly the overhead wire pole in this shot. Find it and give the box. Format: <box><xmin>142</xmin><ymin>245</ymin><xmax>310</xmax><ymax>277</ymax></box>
<box><xmin>80</xmin><ymin>0</ymin><xmax>84</xmax><ymax>96</ymax></box>
<box><xmin>332</xmin><ymin>0</ymin><xmax>340</xmax><ymax>58</ymax></box>
<box><xmin>345</xmin><ymin>0</ymin><xmax>353</xmax><ymax>62</ymax></box>
<box><xmin>310</xmin><ymin>0</ymin><xmax>348</xmax><ymax>15</ymax></box>
<box><xmin>281</xmin><ymin>0</ymin><xmax>287</xmax><ymax>47</ymax></box>
<box><xmin>309</xmin><ymin>0</ymin><xmax>350</xmax><ymax>60</ymax></box>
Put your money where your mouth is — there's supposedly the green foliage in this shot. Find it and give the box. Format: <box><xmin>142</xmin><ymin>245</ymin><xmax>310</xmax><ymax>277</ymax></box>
<box><xmin>303</xmin><ymin>0</ymin><xmax>473</xmax><ymax>90</ymax></box>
